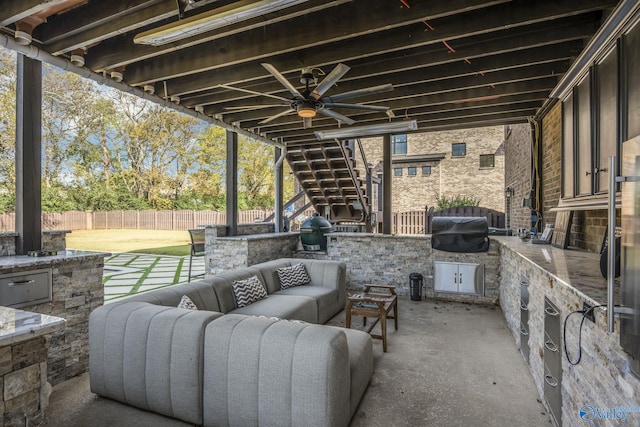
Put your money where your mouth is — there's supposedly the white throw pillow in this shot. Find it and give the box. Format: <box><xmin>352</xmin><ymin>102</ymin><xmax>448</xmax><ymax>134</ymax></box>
<box><xmin>277</xmin><ymin>263</ymin><xmax>311</xmax><ymax>290</ymax></box>
<box><xmin>177</xmin><ymin>295</ymin><xmax>198</xmax><ymax>310</ymax></box>
<box><xmin>232</xmin><ymin>276</ymin><xmax>268</xmax><ymax>308</ymax></box>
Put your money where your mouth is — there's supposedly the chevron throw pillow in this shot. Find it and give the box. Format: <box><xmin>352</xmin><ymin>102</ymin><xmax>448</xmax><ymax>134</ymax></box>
<box><xmin>177</xmin><ymin>295</ymin><xmax>198</xmax><ymax>310</ymax></box>
<box><xmin>277</xmin><ymin>263</ymin><xmax>311</xmax><ymax>290</ymax></box>
<box><xmin>232</xmin><ymin>276</ymin><xmax>268</xmax><ymax>308</ymax></box>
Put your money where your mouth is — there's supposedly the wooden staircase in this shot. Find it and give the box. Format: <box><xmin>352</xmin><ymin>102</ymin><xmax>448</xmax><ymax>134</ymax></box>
<box><xmin>286</xmin><ymin>141</ymin><xmax>370</xmax><ymax>222</ymax></box>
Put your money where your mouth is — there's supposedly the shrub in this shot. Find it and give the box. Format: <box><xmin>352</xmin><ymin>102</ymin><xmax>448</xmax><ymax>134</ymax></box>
<box><xmin>435</xmin><ymin>194</ymin><xmax>480</xmax><ymax>211</ymax></box>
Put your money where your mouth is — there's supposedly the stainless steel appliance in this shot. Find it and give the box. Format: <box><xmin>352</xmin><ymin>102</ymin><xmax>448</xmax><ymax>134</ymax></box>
<box><xmin>620</xmin><ymin>135</ymin><xmax>640</xmax><ymax>374</ymax></box>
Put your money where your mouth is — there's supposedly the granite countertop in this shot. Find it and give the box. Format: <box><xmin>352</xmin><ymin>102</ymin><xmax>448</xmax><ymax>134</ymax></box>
<box><xmin>0</xmin><ymin>249</ymin><xmax>111</xmax><ymax>270</ymax></box>
<box><xmin>0</xmin><ymin>306</ymin><xmax>65</xmax><ymax>346</ymax></box>
<box><xmin>494</xmin><ymin>237</ymin><xmax>618</xmax><ymax>306</ymax></box>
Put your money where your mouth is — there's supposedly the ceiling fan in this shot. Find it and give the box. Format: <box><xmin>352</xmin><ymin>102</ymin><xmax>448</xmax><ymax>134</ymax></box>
<box><xmin>219</xmin><ymin>63</ymin><xmax>395</xmax><ymax>128</ymax></box>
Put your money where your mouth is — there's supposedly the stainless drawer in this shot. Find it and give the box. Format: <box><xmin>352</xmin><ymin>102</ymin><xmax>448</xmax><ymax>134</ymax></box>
<box><xmin>544</xmin><ymin>297</ymin><xmax>561</xmax><ymax>345</ymax></box>
<box><xmin>520</xmin><ymin>322</ymin><xmax>530</xmax><ymax>363</ymax></box>
<box><xmin>0</xmin><ymin>269</ymin><xmax>52</xmax><ymax>308</ymax></box>
<box><xmin>544</xmin><ymin>331</ymin><xmax>562</xmax><ymax>376</ymax></box>
<box><xmin>544</xmin><ymin>362</ymin><xmax>562</xmax><ymax>426</ymax></box>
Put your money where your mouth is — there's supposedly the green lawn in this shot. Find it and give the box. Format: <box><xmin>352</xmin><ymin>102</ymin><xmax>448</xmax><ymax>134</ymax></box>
<box><xmin>66</xmin><ymin>229</ymin><xmax>192</xmax><ymax>256</ymax></box>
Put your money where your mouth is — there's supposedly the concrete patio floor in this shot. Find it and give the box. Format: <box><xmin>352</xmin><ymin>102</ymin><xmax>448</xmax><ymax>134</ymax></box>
<box><xmin>42</xmin><ymin>297</ymin><xmax>550</xmax><ymax>426</ymax></box>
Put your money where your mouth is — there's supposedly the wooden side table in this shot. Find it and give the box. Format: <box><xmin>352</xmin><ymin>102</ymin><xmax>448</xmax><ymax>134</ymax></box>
<box><xmin>346</xmin><ymin>285</ymin><xmax>398</xmax><ymax>352</ymax></box>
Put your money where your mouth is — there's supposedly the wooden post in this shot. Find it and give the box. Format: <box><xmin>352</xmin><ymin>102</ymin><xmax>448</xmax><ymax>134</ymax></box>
<box><xmin>15</xmin><ymin>54</ymin><xmax>42</xmax><ymax>254</ymax></box>
<box><xmin>382</xmin><ymin>134</ymin><xmax>392</xmax><ymax>234</ymax></box>
<box><xmin>226</xmin><ymin>130</ymin><xmax>238</xmax><ymax>236</ymax></box>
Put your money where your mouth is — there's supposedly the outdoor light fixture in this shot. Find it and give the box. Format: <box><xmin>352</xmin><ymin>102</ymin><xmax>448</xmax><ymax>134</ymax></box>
<box><xmin>134</xmin><ymin>0</ymin><xmax>309</xmax><ymax>46</ymax></box>
<box><xmin>314</xmin><ymin>120</ymin><xmax>418</xmax><ymax>140</ymax></box>
<box><xmin>297</xmin><ymin>104</ymin><xmax>317</xmax><ymax>119</ymax></box>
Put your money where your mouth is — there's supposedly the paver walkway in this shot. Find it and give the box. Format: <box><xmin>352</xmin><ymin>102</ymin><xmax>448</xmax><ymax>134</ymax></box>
<box><xmin>103</xmin><ymin>253</ymin><xmax>205</xmax><ymax>302</ymax></box>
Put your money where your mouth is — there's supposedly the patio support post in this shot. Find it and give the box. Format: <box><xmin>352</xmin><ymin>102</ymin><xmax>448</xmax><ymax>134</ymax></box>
<box><xmin>15</xmin><ymin>54</ymin><xmax>42</xmax><ymax>254</ymax></box>
<box><xmin>382</xmin><ymin>133</ymin><xmax>392</xmax><ymax>234</ymax></box>
<box><xmin>226</xmin><ymin>130</ymin><xmax>238</xmax><ymax>236</ymax></box>
<box><xmin>274</xmin><ymin>147</ymin><xmax>284</xmax><ymax>232</ymax></box>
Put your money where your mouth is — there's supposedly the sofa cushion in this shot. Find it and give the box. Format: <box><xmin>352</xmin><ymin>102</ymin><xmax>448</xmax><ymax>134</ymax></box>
<box><xmin>178</xmin><ymin>295</ymin><xmax>198</xmax><ymax>310</ymax></box>
<box><xmin>232</xmin><ymin>276</ymin><xmax>268</xmax><ymax>308</ymax></box>
<box><xmin>275</xmin><ymin>286</ymin><xmax>339</xmax><ymax>324</ymax></box>
<box><xmin>277</xmin><ymin>263</ymin><xmax>311</xmax><ymax>289</ymax></box>
<box><xmin>231</xmin><ymin>294</ymin><xmax>318</xmax><ymax>323</ymax></box>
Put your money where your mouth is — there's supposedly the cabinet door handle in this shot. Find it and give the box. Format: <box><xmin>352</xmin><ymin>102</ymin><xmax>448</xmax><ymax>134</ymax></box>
<box><xmin>544</xmin><ymin>340</ymin><xmax>558</xmax><ymax>352</ymax></box>
<box><xmin>544</xmin><ymin>374</ymin><xmax>558</xmax><ymax>387</ymax></box>
<box><xmin>459</xmin><ymin>273</ymin><xmax>463</xmax><ymax>282</ymax></box>
<box><xmin>453</xmin><ymin>273</ymin><xmax>457</xmax><ymax>284</ymax></box>
<box><xmin>8</xmin><ymin>279</ymin><xmax>35</xmax><ymax>287</ymax></box>
<box><xmin>544</xmin><ymin>306</ymin><xmax>559</xmax><ymax>317</ymax></box>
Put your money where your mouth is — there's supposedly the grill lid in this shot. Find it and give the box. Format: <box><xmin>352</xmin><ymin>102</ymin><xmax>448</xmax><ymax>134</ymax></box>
<box><xmin>431</xmin><ymin>216</ymin><xmax>489</xmax><ymax>253</ymax></box>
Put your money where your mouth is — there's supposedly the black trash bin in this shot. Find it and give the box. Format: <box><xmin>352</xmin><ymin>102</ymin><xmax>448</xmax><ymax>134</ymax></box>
<box><xmin>409</xmin><ymin>273</ymin><xmax>423</xmax><ymax>301</ymax></box>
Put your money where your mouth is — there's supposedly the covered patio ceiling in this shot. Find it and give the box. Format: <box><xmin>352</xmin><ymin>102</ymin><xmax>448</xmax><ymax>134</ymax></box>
<box><xmin>0</xmin><ymin>0</ymin><xmax>619</xmax><ymax>147</ymax></box>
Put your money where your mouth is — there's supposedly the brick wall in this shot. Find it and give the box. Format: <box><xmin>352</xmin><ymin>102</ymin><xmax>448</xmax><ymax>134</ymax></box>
<box><xmin>504</xmin><ymin>123</ymin><xmax>532</xmax><ymax>232</ymax></box>
<box><xmin>361</xmin><ymin>126</ymin><xmax>506</xmax><ymax>212</ymax></box>
<box><xmin>541</xmin><ymin>102</ymin><xmax>562</xmax><ymax>229</ymax></box>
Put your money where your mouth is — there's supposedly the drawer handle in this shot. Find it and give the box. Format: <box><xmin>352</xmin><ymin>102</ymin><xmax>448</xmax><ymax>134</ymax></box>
<box><xmin>544</xmin><ymin>374</ymin><xmax>558</xmax><ymax>388</ymax></box>
<box><xmin>520</xmin><ymin>303</ymin><xmax>528</xmax><ymax>311</ymax></box>
<box><xmin>520</xmin><ymin>326</ymin><xmax>529</xmax><ymax>336</ymax></box>
<box><xmin>8</xmin><ymin>279</ymin><xmax>35</xmax><ymax>287</ymax></box>
<box><xmin>544</xmin><ymin>307</ymin><xmax>559</xmax><ymax>317</ymax></box>
<box><xmin>520</xmin><ymin>281</ymin><xmax>529</xmax><ymax>287</ymax></box>
<box><xmin>544</xmin><ymin>340</ymin><xmax>558</xmax><ymax>352</ymax></box>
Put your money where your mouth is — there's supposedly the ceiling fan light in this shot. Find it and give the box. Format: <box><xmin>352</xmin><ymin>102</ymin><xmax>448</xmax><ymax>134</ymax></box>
<box><xmin>298</xmin><ymin>106</ymin><xmax>317</xmax><ymax>118</ymax></box>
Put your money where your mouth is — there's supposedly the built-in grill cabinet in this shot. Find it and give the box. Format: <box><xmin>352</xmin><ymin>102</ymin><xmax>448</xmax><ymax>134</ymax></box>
<box><xmin>519</xmin><ymin>275</ymin><xmax>530</xmax><ymax>363</ymax></box>
<box><xmin>544</xmin><ymin>297</ymin><xmax>562</xmax><ymax>426</ymax></box>
<box><xmin>0</xmin><ymin>269</ymin><xmax>52</xmax><ymax>308</ymax></box>
<box><xmin>434</xmin><ymin>261</ymin><xmax>484</xmax><ymax>295</ymax></box>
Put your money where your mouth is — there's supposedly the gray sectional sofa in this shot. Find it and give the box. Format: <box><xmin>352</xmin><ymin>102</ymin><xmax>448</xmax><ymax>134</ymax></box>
<box><xmin>89</xmin><ymin>258</ymin><xmax>373</xmax><ymax>427</ymax></box>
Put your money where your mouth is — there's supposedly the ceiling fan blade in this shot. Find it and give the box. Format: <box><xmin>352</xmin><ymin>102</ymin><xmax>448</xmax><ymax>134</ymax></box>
<box><xmin>261</xmin><ymin>63</ymin><xmax>304</xmax><ymax>99</ymax></box>
<box><xmin>311</xmin><ymin>63</ymin><xmax>350</xmax><ymax>100</ymax></box>
<box><xmin>323</xmin><ymin>84</ymin><xmax>394</xmax><ymax>103</ymax></box>
<box><xmin>323</xmin><ymin>103</ymin><xmax>390</xmax><ymax>112</ymax></box>
<box><xmin>259</xmin><ymin>108</ymin><xmax>295</xmax><ymax>125</ymax></box>
<box><xmin>318</xmin><ymin>108</ymin><xmax>355</xmax><ymax>126</ymax></box>
<box><xmin>217</xmin><ymin>84</ymin><xmax>290</xmax><ymax>102</ymax></box>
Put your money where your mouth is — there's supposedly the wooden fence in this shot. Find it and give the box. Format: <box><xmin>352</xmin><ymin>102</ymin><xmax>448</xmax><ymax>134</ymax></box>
<box><xmin>0</xmin><ymin>209</ymin><xmax>274</xmax><ymax>232</ymax></box>
<box><xmin>0</xmin><ymin>208</ymin><xmax>504</xmax><ymax>235</ymax></box>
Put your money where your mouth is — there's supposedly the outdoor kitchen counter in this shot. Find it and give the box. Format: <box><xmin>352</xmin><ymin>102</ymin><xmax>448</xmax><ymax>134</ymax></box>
<box><xmin>0</xmin><ymin>249</ymin><xmax>110</xmax><ymax>272</ymax></box>
<box><xmin>493</xmin><ymin>236</ymin><xmax>617</xmax><ymax>306</ymax></box>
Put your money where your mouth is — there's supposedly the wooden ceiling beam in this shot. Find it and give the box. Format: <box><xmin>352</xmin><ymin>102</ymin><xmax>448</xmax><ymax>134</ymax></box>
<box><xmin>167</xmin><ymin>13</ymin><xmax>595</xmax><ymax>98</ymax></box>
<box><xmin>0</xmin><ymin>0</ymin><xmax>60</xmax><ymax>27</ymax></box>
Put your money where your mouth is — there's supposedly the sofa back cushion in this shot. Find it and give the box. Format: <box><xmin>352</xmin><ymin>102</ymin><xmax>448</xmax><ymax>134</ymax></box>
<box><xmin>121</xmin><ymin>279</ymin><xmax>221</xmax><ymax>312</ymax></box>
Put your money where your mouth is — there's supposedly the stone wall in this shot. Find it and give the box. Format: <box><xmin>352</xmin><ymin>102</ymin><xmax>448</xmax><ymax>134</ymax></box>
<box><xmin>360</xmin><ymin>126</ymin><xmax>506</xmax><ymax>212</ymax></box>
<box><xmin>295</xmin><ymin>233</ymin><xmax>500</xmax><ymax>303</ymax></box>
<box><xmin>0</xmin><ymin>337</ymin><xmax>51</xmax><ymax>425</ymax></box>
<box><xmin>504</xmin><ymin>123</ymin><xmax>533</xmax><ymax>232</ymax></box>
<box><xmin>499</xmin><ymin>243</ymin><xmax>640</xmax><ymax>426</ymax></box>
<box><xmin>0</xmin><ymin>254</ymin><xmax>106</xmax><ymax>385</ymax></box>
<box><xmin>0</xmin><ymin>231</ymin><xmax>68</xmax><ymax>256</ymax></box>
<box><xmin>208</xmin><ymin>233</ymin><xmax>299</xmax><ymax>274</ymax></box>
<box><xmin>204</xmin><ymin>223</ymin><xmax>276</xmax><ymax>275</ymax></box>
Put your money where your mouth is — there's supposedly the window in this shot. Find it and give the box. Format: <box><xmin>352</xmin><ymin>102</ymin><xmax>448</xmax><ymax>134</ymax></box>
<box><xmin>452</xmin><ymin>142</ymin><xmax>466</xmax><ymax>157</ymax></box>
<box><xmin>422</xmin><ymin>166</ymin><xmax>432</xmax><ymax>175</ymax></box>
<box><xmin>479</xmin><ymin>154</ymin><xmax>495</xmax><ymax>168</ymax></box>
<box><xmin>394</xmin><ymin>168</ymin><xmax>403</xmax><ymax>176</ymax></box>
<box><xmin>407</xmin><ymin>167</ymin><xmax>416</xmax><ymax>176</ymax></box>
<box><xmin>392</xmin><ymin>134</ymin><xmax>407</xmax><ymax>155</ymax></box>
